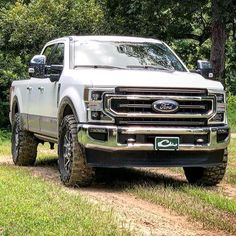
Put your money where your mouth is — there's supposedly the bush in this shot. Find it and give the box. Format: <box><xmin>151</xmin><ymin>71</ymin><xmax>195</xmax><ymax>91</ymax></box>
<box><xmin>227</xmin><ymin>94</ymin><xmax>236</xmax><ymax>131</ymax></box>
<box><xmin>0</xmin><ymin>130</ymin><xmax>11</xmax><ymax>143</ymax></box>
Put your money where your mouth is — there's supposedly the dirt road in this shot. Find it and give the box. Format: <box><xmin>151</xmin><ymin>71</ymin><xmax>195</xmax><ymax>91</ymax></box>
<box><xmin>1</xmin><ymin>155</ymin><xmax>234</xmax><ymax>236</ymax></box>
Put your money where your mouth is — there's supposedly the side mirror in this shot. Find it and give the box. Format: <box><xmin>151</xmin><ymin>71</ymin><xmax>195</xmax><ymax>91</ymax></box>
<box><xmin>29</xmin><ymin>55</ymin><xmax>46</xmax><ymax>78</ymax></box>
<box><xmin>46</xmin><ymin>65</ymin><xmax>63</xmax><ymax>82</ymax></box>
<box><xmin>196</xmin><ymin>60</ymin><xmax>214</xmax><ymax>79</ymax></box>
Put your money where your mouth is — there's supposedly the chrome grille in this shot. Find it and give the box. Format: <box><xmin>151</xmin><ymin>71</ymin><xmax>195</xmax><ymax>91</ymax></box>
<box><xmin>104</xmin><ymin>88</ymin><xmax>216</xmax><ymax>126</ymax></box>
<box><xmin>112</xmin><ymin>99</ymin><xmax>212</xmax><ymax>115</ymax></box>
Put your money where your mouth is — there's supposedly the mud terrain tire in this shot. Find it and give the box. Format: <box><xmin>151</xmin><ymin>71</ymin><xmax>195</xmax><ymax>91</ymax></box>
<box><xmin>183</xmin><ymin>150</ymin><xmax>227</xmax><ymax>186</ymax></box>
<box><xmin>58</xmin><ymin>115</ymin><xmax>94</xmax><ymax>187</ymax></box>
<box><xmin>11</xmin><ymin>113</ymin><xmax>38</xmax><ymax>166</ymax></box>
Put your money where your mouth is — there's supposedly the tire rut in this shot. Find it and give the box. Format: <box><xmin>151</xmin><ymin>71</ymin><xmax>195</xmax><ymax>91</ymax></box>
<box><xmin>0</xmin><ymin>156</ymin><xmax>233</xmax><ymax>236</ymax></box>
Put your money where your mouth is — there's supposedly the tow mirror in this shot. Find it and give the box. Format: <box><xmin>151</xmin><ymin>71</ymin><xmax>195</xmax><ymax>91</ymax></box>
<box><xmin>196</xmin><ymin>60</ymin><xmax>214</xmax><ymax>79</ymax></box>
<box><xmin>29</xmin><ymin>55</ymin><xmax>46</xmax><ymax>78</ymax></box>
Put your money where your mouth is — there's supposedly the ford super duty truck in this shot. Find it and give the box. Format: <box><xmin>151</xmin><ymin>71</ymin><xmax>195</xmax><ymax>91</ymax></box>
<box><xmin>9</xmin><ymin>36</ymin><xmax>230</xmax><ymax>187</ymax></box>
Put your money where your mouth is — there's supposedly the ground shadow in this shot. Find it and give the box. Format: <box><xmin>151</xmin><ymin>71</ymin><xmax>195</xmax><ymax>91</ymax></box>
<box><xmin>35</xmin><ymin>155</ymin><xmax>187</xmax><ymax>190</ymax></box>
<box><xmin>94</xmin><ymin>167</ymin><xmax>187</xmax><ymax>190</ymax></box>
<box><xmin>36</xmin><ymin>156</ymin><xmax>58</xmax><ymax>167</ymax></box>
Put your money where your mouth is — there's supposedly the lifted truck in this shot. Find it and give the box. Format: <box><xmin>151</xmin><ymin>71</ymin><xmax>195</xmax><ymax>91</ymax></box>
<box><xmin>10</xmin><ymin>36</ymin><xmax>230</xmax><ymax>187</ymax></box>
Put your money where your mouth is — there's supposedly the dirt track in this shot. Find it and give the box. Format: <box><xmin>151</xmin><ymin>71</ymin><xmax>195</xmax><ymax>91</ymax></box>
<box><xmin>1</xmin><ymin>156</ymin><xmax>235</xmax><ymax>236</ymax></box>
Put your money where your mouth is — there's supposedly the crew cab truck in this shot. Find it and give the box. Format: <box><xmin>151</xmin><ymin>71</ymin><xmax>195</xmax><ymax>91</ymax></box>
<box><xmin>10</xmin><ymin>36</ymin><xmax>230</xmax><ymax>187</ymax></box>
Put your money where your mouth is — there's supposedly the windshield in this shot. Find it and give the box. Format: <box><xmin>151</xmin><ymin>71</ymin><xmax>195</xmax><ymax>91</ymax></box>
<box><xmin>74</xmin><ymin>41</ymin><xmax>186</xmax><ymax>72</ymax></box>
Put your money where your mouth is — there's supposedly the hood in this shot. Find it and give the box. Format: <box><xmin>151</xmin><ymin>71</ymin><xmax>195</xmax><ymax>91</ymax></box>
<box><xmin>73</xmin><ymin>68</ymin><xmax>224</xmax><ymax>91</ymax></box>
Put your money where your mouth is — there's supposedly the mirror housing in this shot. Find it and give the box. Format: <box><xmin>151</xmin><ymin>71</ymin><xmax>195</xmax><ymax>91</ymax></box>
<box><xmin>29</xmin><ymin>55</ymin><xmax>46</xmax><ymax>78</ymax></box>
<box><xmin>190</xmin><ymin>60</ymin><xmax>214</xmax><ymax>79</ymax></box>
<box><xmin>196</xmin><ymin>60</ymin><xmax>213</xmax><ymax>79</ymax></box>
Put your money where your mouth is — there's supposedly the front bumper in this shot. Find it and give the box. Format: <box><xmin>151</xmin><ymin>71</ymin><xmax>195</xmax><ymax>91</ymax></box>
<box><xmin>78</xmin><ymin>124</ymin><xmax>230</xmax><ymax>152</ymax></box>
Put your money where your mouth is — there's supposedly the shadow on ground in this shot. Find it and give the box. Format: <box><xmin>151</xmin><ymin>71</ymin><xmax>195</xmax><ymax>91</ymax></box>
<box><xmin>35</xmin><ymin>156</ymin><xmax>187</xmax><ymax>190</ymax></box>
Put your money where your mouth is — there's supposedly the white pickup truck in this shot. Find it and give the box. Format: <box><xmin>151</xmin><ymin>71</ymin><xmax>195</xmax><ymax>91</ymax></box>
<box><xmin>10</xmin><ymin>36</ymin><xmax>230</xmax><ymax>187</ymax></box>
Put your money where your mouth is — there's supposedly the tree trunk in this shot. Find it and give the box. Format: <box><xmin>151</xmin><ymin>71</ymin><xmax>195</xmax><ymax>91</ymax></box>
<box><xmin>210</xmin><ymin>0</ymin><xmax>226</xmax><ymax>85</ymax></box>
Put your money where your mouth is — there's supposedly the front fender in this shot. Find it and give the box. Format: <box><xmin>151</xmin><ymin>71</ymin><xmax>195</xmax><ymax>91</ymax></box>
<box><xmin>59</xmin><ymin>86</ymin><xmax>87</xmax><ymax>123</ymax></box>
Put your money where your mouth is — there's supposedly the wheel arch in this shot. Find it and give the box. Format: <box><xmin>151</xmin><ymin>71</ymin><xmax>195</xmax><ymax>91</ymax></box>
<box><xmin>11</xmin><ymin>96</ymin><xmax>20</xmax><ymax>123</ymax></box>
<box><xmin>58</xmin><ymin>96</ymin><xmax>79</xmax><ymax>128</ymax></box>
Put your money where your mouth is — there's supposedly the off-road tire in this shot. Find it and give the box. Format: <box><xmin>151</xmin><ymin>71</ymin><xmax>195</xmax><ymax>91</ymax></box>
<box><xmin>183</xmin><ymin>150</ymin><xmax>227</xmax><ymax>186</ymax></box>
<box><xmin>58</xmin><ymin>115</ymin><xmax>94</xmax><ymax>187</ymax></box>
<box><xmin>11</xmin><ymin>113</ymin><xmax>38</xmax><ymax>166</ymax></box>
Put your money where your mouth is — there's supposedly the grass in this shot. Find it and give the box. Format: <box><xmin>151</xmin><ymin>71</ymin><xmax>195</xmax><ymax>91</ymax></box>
<box><xmin>128</xmin><ymin>184</ymin><xmax>236</xmax><ymax>234</ymax></box>
<box><xmin>0</xmin><ymin>132</ymin><xmax>130</xmax><ymax>236</ymax></box>
<box><xmin>1</xmin><ymin>130</ymin><xmax>236</xmax><ymax>234</ymax></box>
<box><xmin>225</xmin><ymin>138</ymin><xmax>236</xmax><ymax>185</ymax></box>
<box><xmin>124</xmin><ymin>139</ymin><xmax>236</xmax><ymax>234</ymax></box>
<box><xmin>0</xmin><ymin>166</ymin><xmax>129</xmax><ymax>236</ymax></box>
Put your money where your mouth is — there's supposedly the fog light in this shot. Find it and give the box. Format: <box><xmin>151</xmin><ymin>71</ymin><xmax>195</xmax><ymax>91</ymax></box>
<box><xmin>217</xmin><ymin>128</ymin><xmax>229</xmax><ymax>143</ymax></box>
<box><xmin>210</xmin><ymin>113</ymin><xmax>224</xmax><ymax>122</ymax></box>
<box><xmin>88</xmin><ymin>128</ymin><xmax>108</xmax><ymax>141</ymax></box>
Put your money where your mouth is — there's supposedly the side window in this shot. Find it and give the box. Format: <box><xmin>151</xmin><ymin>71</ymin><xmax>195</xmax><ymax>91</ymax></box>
<box><xmin>42</xmin><ymin>44</ymin><xmax>55</xmax><ymax>64</ymax></box>
<box><xmin>50</xmin><ymin>43</ymin><xmax>65</xmax><ymax>66</ymax></box>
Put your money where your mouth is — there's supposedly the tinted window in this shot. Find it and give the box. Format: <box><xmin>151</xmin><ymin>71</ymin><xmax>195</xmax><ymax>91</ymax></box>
<box><xmin>50</xmin><ymin>43</ymin><xmax>64</xmax><ymax>65</ymax></box>
<box><xmin>42</xmin><ymin>44</ymin><xmax>54</xmax><ymax>64</ymax></box>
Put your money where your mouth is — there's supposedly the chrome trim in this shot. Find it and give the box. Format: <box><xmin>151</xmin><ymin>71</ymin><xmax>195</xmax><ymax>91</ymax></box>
<box><xmin>78</xmin><ymin>124</ymin><xmax>230</xmax><ymax>152</ymax></box>
<box><xmin>118</xmin><ymin>104</ymin><xmax>206</xmax><ymax>109</ymax></box>
<box><xmin>104</xmin><ymin>94</ymin><xmax>216</xmax><ymax>119</ymax></box>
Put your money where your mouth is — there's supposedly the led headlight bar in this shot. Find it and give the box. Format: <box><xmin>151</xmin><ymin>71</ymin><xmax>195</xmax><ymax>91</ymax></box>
<box><xmin>84</xmin><ymin>88</ymin><xmax>115</xmax><ymax>123</ymax></box>
<box><xmin>208</xmin><ymin>91</ymin><xmax>226</xmax><ymax>124</ymax></box>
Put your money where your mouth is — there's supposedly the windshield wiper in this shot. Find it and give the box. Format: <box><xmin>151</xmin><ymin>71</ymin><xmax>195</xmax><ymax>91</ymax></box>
<box><xmin>126</xmin><ymin>65</ymin><xmax>174</xmax><ymax>71</ymax></box>
<box><xmin>74</xmin><ymin>65</ymin><xmax>126</xmax><ymax>69</ymax></box>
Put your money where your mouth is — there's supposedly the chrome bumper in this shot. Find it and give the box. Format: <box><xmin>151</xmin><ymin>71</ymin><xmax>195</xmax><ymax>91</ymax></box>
<box><xmin>78</xmin><ymin>124</ymin><xmax>230</xmax><ymax>152</ymax></box>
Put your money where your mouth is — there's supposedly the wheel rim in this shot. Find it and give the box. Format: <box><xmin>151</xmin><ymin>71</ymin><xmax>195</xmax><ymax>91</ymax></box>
<box><xmin>63</xmin><ymin>131</ymin><xmax>73</xmax><ymax>175</ymax></box>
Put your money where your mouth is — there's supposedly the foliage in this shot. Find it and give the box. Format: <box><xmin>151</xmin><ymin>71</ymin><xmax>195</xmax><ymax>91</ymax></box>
<box><xmin>0</xmin><ymin>0</ymin><xmax>104</xmax><ymax>128</ymax></box>
<box><xmin>0</xmin><ymin>130</ymin><xmax>11</xmax><ymax>144</ymax></box>
<box><xmin>0</xmin><ymin>0</ymin><xmax>236</xmax><ymax>128</ymax></box>
<box><xmin>227</xmin><ymin>93</ymin><xmax>236</xmax><ymax>131</ymax></box>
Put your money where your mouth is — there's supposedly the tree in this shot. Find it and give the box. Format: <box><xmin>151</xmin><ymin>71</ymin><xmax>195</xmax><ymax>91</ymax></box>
<box><xmin>210</xmin><ymin>0</ymin><xmax>236</xmax><ymax>85</ymax></box>
<box><xmin>0</xmin><ymin>0</ymin><xmax>105</xmax><ymax>128</ymax></box>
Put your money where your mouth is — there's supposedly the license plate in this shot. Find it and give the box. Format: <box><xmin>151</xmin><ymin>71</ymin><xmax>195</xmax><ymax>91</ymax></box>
<box><xmin>155</xmin><ymin>137</ymin><xmax>179</xmax><ymax>151</ymax></box>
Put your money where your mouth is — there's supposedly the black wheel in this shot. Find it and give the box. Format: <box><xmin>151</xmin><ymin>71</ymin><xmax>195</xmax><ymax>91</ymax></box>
<box><xmin>58</xmin><ymin>115</ymin><xmax>94</xmax><ymax>187</ymax></box>
<box><xmin>11</xmin><ymin>113</ymin><xmax>38</xmax><ymax>166</ymax></box>
<box><xmin>183</xmin><ymin>150</ymin><xmax>228</xmax><ymax>186</ymax></box>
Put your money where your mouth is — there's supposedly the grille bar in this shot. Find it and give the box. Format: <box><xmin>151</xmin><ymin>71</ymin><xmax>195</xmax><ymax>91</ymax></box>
<box><xmin>118</xmin><ymin>104</ymin><xmax>206</xmax><ymax>110</ymax></box>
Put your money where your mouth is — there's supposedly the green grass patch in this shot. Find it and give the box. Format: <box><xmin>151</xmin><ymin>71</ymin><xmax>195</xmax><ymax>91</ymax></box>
<box><xmin>181</xmin><ymin>186</ymin><xmax>236</xmax><ymax>214</ymax></box>
<box><xmin>225</xmin><ymin>138</ymin><xmax>236</xmax><ymax>185</ymax></box>
<box><xmin>0</xmin><ymin>165</ymin><xmax>129</xmax><ymax>236</ymax></box>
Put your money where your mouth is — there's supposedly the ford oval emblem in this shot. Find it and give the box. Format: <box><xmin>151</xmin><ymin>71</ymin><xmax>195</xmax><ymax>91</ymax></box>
<box><xmin>152</xmin><ymin>100</ymin><xmax>179</xmax><ymax>113</ymax></box>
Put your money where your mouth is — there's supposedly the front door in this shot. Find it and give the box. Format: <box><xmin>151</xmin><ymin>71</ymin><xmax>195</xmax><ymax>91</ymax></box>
<box><xmin>37</xmin><ymin>43</ymin><xmax>65</xmax><ymax>138</ymax></box>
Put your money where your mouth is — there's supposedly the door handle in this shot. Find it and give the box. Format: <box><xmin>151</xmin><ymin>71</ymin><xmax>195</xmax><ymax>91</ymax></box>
<box><xmin>38</xmin><ymin>86</ymin><xmax>44</xmax><ymax>92</ymax></box>
<box><xmin>27</xmin><ymin>86</ymin><xmax>32</xmax><ymax>91</ymax></box>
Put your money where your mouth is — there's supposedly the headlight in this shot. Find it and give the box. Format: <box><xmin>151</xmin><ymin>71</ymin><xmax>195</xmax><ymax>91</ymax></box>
<box><xmin>208</xmin><ymin>91</ymin><xmax>226</xmax><ymax>124</ymax></box>
<box><xmin>84</xmin><ymin>88</ymin><xmax>115</xmax><ymax>123</ymax></box>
